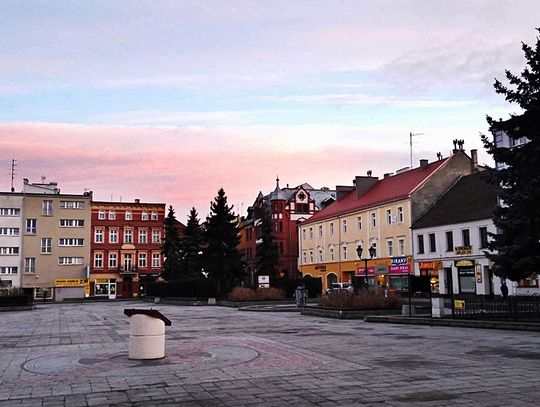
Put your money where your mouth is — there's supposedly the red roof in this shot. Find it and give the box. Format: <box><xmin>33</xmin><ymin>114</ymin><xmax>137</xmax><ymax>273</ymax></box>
<box><xmin>303</xmin><ymin>158</ymin><xmax>449</xmax><ymax>225</ymax></box>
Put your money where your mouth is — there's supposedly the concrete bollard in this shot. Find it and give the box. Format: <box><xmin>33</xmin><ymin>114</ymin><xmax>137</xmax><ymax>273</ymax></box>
<box><xmin>402</xmin><ymin>304</ymin><xmax>416</xmax><ymax>316</ymax></box>
<box><xmin>124</xmin><ymin>309</ymin><xmax>171</xmax><ymax>360</ymax></box>
<box><xmin>431</xmin><ymin>297</ymin><xmax>446</xmax><ymax>318</ymax></box>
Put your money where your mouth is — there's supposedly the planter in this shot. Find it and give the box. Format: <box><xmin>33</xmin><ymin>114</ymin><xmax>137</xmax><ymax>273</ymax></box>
<box><xmin>301</xmin><ymin>305</ymin><xmax>401</xmax><ymax>319</ymax></box>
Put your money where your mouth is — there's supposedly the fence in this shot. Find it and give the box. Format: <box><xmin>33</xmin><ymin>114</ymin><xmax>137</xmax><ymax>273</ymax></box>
<box><xmin>451</xmin><ymin>294</ymin><xmax>540</xmax><ymax>321</ymax></box>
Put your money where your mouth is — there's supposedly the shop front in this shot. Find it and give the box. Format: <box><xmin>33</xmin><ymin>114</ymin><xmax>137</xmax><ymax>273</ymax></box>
<box><xmin>455</xmin><ymin>260</ymin><xmax>476</xmax><ymax>293</ymax></box>
<box><xmin>356</xmin><ymin>256</ymin><xmax>412</xmax><ymax>293</ymax></box>
<box><xmin>93</xmin><ymin>278</ymin><xmax>117</xmax><ymax>299</ymax></box>
<box><xmin>418</xmin><ymin>261</ymin><xmax>442</xmax><ymax>293</ymax></box>
<box><xmin>55</xmin><ymin>279</ymin><xmax>89</xmax><ymax>301</ymax></box>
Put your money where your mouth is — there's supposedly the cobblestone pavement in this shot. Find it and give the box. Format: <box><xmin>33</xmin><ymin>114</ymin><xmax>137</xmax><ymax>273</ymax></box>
<box><xmin>0</xmin><ymin>303</ymin><xmax>539</xmax><ymax>406</ymax></box>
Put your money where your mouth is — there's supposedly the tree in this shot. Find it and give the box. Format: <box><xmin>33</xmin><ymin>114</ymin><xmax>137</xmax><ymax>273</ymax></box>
<box><xmin>178</xmin><ymin>207</ymin><xmax>204</xmax><ymax>278</ymax></box>
<box><xmin>256</xmin><ymin>209</ymin><xmax>279</xmax><ymax>279</ymax></box>
<box><xmin>203</xmin><ymin>188</ymin><xmax>245</xmax><ymax>295</ymax></box>
<box><xmin>481</xmin><ymin>28</ymin><xmax>540</xmax><ymax>282</ymax></box>
<box><xmin>161</xmin><ymin>205</ymin><xmax>182</xmax><ymax>281</ymax></box>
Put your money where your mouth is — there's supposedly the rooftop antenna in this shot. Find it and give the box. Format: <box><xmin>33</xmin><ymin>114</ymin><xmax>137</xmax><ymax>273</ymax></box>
<box><xmin>10</xmin><ymin>158</ymin><xmax>17</xmax><ymax>192</ymax></box>
<box><xmin>409</xmin><ymin>132</ymin><xmax>424</xmax><ymax>168</ymax></box>
<box><xmin>41</xmin><ymin>175</ymin><xmax>46</xmax><ymax>184</ymax></box>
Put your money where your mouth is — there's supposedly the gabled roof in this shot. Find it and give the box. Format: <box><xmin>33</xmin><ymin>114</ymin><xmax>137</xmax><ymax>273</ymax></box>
<box><xmin>412</xmin><ymin>170</ymin><xmax>497</xmax><ymax>229</ymax></box>
<box><xmin>302</xmin><ymin>158</ymin><xmax>449</xmax><ymax>225</ymax></box>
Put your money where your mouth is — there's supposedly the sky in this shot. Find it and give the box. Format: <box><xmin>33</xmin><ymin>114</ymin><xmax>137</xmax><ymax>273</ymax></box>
<box><xmin>1</xmin><ymin>1</ymin><xmax>539</xmax><ymax>221</ymax></box>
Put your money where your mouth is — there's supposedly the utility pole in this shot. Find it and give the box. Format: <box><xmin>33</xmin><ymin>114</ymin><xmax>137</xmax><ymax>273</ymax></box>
<box><xmin>409</xmin><ymin>132</ymin><xmax>424</xmax><ymax>169</ymax></box>
<box><xmin>10</xmin><ymin>158</ymin><xmax>17</xmax><ymax>192</ymax></box>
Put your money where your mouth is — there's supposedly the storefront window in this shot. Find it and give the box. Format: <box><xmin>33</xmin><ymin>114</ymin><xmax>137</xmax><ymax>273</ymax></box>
<box><xmin>389</xmin><ymin>275</ymin><xmax>408</xmax><ymax>292</ymax></box>
<box><xmin>458</xmin><ymin>268</ymin><xmax>476</xmax><ymax>293</ymax></box>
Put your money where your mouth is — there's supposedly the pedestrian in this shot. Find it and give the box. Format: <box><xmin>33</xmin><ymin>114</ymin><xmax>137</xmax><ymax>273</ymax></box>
<box><xmin>500</xmin><ymin>280</ymin><xmax>509</xmax><ymax>299</ymax></box>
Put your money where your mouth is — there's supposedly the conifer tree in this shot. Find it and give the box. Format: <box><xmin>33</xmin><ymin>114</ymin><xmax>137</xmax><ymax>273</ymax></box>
<box><xmin>178</xmin><ymin>207</ymin><xmax>204</xmax><ymax>278</ymax></box>
<box><xmin>481</xmin><ymin>28</ymin><xmax>540</xmax><ymax>281</ymax></box>
<box><xmin>203</xmin><ymin>188</ymin><xmax>245</xmax><ymax>295</ymax></box>
<box><xmin>161</xmin><ymin>205</ymin><xmax>182</xmax><ymax>281</ymax></box>
<box><xmin>256</xmin><ymin>209</ymin><xmax>279</xmax><ymax>278</ymax></box>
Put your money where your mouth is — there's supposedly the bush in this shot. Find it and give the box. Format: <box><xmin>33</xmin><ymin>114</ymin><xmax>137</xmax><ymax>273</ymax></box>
<box><xmin>318</xmin><ymin>289</ymin><xmax>399</xmax><ymax>309</ymax></box>
<box><xmin>227</xmin><ymin>287</ymin><xmax>286</xmax><ymax>301</ymax></box>
<box><xmin>147</xmin><ymin>278</ymin><xmax>218</xmax><ymax>298</ymax></box>
<box><xmin>302</xmin><ymin>275</ymin><xmax>322</xmax><ymax>298</ymax></box>
<box><xmin>0</xmin><ymin>288</ymin><xmax>32</xmax><ymax>307</ymax></box>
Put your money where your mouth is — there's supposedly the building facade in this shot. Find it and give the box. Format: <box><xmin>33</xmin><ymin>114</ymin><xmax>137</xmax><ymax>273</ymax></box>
<box><xmin>299</xmin><ymin>147</ymin><xmax>477</xmax><ymax>292</ymax></box>
<box><xmin>0</xmin><ymin>194</ymin><xmax>24</xmax><ymax>288</ymax></box>
<box><xmin>90</xmin><ymin>200</ymin><xmax>165</xmax><ymax>298</ymax></box>
<box><xmin>242</xmin><ymin>179</ymin><xmax>335</xmax><ymax>282</ymax></box>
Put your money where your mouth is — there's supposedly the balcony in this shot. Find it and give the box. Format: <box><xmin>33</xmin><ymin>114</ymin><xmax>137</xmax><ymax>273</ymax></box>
<box><xmin>118</xmin><ymin>266</ymin><xmax>138</xmax><ymax>275</ymax></box>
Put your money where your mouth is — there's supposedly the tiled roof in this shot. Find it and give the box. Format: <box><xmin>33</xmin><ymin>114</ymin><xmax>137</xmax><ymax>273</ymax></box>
<box><xmin>412</xmin><ymin>170</ymin><xmax>497</xmax><ymax>229</ymax></box>
<box><xmin>303</xmin><ymin>158</ymin><xmax>449</xmax><ymax>225</ymax></box>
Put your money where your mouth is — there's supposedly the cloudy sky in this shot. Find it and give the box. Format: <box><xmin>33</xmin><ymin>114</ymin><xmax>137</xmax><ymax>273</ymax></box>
<box><xmin>0</xmin><ymin>1</ymin><xmax>538</xmax><ymax>220</ymax></box>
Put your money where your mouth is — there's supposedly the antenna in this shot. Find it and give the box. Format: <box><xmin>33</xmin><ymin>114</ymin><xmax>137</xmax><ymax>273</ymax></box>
<box><xmin>10</xmin><ymin>159</ymin><xmax>17</xmax><ymax>192</ymax></box>
<box><xmin>409</xmin><ymin>132</ymin><xmax>424</xmax><ymax>168</ymax></box>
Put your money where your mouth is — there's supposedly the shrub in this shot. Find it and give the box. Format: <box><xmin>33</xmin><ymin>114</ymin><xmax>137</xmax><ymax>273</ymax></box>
<box><xmin>147</xmin><ymin>278</ymin><xmax>218</xmax><ymax>298</ymax></box>
<box><xmin>228</xmin><ymin>287</ymin><xmax>286</xmax><ymax>301</ymax></box>
<box><xmin>0</xmin><ymin>288</ymin><xmax>32</xmax><ymax>306</ymax></box>
<box><xmin>318</xmin><ymin>289</ymin><xmax>399</xmax><ymax>309</ymax></box>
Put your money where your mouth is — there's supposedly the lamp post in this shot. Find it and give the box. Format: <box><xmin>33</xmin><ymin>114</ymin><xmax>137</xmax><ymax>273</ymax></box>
<box><xmin>356</xmin><ymin>244</ymin><xmax>376</xmax><ymax>290</ymax></box>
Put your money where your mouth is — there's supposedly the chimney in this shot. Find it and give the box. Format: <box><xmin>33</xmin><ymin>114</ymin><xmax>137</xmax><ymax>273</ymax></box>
<box><xmin>335</xmin><ymin>185</ymin><xmax>354</xmax><ymax>201</ymax></box>
<box><xmin>471</xmin><ymin>149</ymin><xmax>478</xmax><ymax>172</ymax></box>
<box><xmin>419</xmin><ymin>159</ymin><xmax>429</xmax><ymax>169</ymax></box>
<box><xmin>354</xmin><ymin>175</ymin><xmax>378</xmax><ymax>199</ymax></box>
<box><xmin>134</xmin><ymin>198</ymin><xmax>140</xmax><ymax>204</ymax></box>
<box><xmin>383</xmin><ymin>172</ymin><xmax>393</xmax><ymax>179</ymax></box>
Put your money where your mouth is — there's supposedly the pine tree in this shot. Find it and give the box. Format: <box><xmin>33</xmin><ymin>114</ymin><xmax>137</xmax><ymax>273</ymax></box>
<box><xmin>203</xmin><ymin>188</ymin><xmax>245</xmax><ymax>295</ymax></box>
<box><xmin>481</xmin><ymin>28</ymin><xmax>540</xmax><ymax>281</ymax></box>
<box><xmin>256</xmin><ymin>209</ymin><xmax>279</xmax><ymax>278</ymax></box>
<box><xmin>178</xmin><ymin>207</ymin><xmax>204</xmax><ymax>278</ymax></box>
<box><xmin>161</xmin><ymin>205</ymin><xmax>182</xmax><ymax>281</ymax></box>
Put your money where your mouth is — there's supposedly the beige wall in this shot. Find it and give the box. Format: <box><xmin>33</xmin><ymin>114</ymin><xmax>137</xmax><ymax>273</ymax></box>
<box><xmin>21</xmin><ymin>194</ymin><xmax>91</xmax><ymax>290</ymax></box>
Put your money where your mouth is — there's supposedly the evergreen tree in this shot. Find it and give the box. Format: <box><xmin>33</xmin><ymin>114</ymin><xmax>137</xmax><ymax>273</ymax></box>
<box><xmin>256</xmin><ymin>209</ymin><xmax>279</xmax><ymax>278</ymax></box>
<box><xmin>161</xmin><ymin>205</ymin><xmax>182</xmax><ymax>281</ymax></box>
<box><xmin>203</xmin><ymin>188</ymin><xmax>245</xmax><ymax>295</ymax></box>
<box><xmin>178</xmin><ymin>207</ymin><xmax>204</xmax><ymax>278</ymax></box>
<box><xmin>481</xmin><ymin>28</ymin><xmax>540</xmax><ymax>281</ymax></box>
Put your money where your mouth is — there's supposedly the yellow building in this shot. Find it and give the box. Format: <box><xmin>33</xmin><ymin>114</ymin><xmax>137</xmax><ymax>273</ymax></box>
<box><xmin>299</xmin><ymin>149</ymin><xmax>476</xmax><ymax>292</ymax></box>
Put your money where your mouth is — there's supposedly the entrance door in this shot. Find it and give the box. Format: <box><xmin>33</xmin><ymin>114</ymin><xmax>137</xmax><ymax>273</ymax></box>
<box><xmin>124</xmin><ymin>254</ymin><xmax>133</xmax><ymax>272</ymax></box>
<box><xmin>445</xmin><ymin>267</ymin><xmax>453</xmax><ymax>294</ymax></box>
<box><xmin>122</xmin><ymin>276</ymin><xmax>133</xmax><ymax>298</ymax></box>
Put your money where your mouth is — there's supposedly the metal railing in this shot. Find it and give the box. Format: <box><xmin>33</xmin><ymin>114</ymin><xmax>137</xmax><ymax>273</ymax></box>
<box><xmin>450</xmin><ymin>294</ymin><xmax>540</xmax><ymax>321</ymax></box>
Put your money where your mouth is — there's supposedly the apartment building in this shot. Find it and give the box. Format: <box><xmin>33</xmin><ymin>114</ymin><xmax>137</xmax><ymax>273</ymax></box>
<box><xmin>0</xmin><ymin>194</ymin><xmax>23</xmax><ymax>288</ymax></box>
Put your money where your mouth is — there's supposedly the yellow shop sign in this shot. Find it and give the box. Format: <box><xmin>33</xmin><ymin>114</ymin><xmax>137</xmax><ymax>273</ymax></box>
<box><xmin>55</xmin><ymin>279</ymin><xmax>88</xmax><ymax>287</ymax></box>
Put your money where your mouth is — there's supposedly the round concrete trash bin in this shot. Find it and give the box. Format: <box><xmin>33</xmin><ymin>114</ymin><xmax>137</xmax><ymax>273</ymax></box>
<box><xmin>124</xmin><ymin>309</ymin><xmax>172</xmax><ymax>360</ymax></box>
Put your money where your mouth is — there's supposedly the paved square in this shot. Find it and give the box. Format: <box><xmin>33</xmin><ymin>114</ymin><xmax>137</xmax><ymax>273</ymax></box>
<box><xmin>0</xmin><ymin>303</ymin><xmax>539</xmax><ymax>406</ymax></box>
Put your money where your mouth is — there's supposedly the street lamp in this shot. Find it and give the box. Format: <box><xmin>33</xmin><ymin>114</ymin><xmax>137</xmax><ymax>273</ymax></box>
<box><xmin>356</xmin><ymin>244</ymin><xmax>376</xmax><ymax>290</ymax></box>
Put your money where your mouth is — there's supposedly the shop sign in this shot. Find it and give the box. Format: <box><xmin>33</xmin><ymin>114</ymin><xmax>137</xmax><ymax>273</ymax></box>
<box><xmin>258</xmin><ymin>275</ymin><xmax>270</xmax><ymax>288</ymax></box>
<box><xmin>455</xmin><ymin>260</ymin><xmax>474</xmax><ymax>267</ymax></box>
<box><xmin>454</xmin><ymin>300</ymin><xmax>465</xmax><ymax>310</ymax></box>
<box><xmin>95</xmin><ymin>278</ymin><xmax>109</xmax><ymax>284</ymax></box>
<box><xmin>375</xmin><ymin>265</ymin><xmax>388</xmax><ymax>275</ymax></box>
<box><xmin>455</xmin><ymin>245</ymin><xmax>473</xmax><ymax>255</ymax></box>
<box><xmin>314</xmin><ymin>265</ymin><xmax>327</xmax><ymax>271</ymax></box>
<box><xmin>475</xmin><ymin>263</ymin><xmax>483</xmax><ymax>284</ymax></box>
<box><xmin>389</xmin><ymin>265</ymin><xmax>410</xmax><ymax>274</ymax></box>
<box><xmin>55</xmin><ymin>279</ymin><xmax>88</xmax><ymax>287</ymax></box>
<box><xmin>419</xmin><ymin>261</ymin><xmax>442</xmax><ymax>270</ymax></box>
<box><xmin>355</xmin><ymin>267</ymin><xmax>375</xmax><ymax>276</ymax></box>
<box><xmin>391</xmin><ymin>256</ymin><xmax>408</xmax><ymax>265</ymax></box>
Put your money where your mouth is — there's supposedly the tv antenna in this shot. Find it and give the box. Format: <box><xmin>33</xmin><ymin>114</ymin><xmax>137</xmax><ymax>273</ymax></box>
<box><xmin>409</xmin><ymin>132</ymin><xmax>424</xmax><ymax>168</ymax></box>
<box><xmin>10</xmin><ymin>159</ymin><xmax>17</xmax><ymax>192</ymax></box>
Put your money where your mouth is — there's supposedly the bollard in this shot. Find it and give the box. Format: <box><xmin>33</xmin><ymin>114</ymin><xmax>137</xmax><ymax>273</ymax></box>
<box><xmin>124</xmin><ymin>309</ymin><xmax>171</xmax><ymax>360</ymax></box>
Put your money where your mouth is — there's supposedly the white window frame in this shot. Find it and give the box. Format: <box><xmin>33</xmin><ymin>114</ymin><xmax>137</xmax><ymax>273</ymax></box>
<box><xmin>142</xmin><ymin>211</ymin><xmax>149</xmax><ymax>221</ymax></box>
<box><xmin>356</xmin><ymin>216</ymin><xmax>362</xmax><ymax>231</ymax></box>
<box><xmin>41</xmin><ymin>238</ymin><xmax>52</xmax><ymax>253</ymax></box>
<box><xmin>59</xmin><ymin>219</ymin><xmax>84</xmax><ymax>228</ymax></box>
<box><xmin>386</xmin><ymin>209</ymin><xmax>392</xmax><ymax>225</ymax></box>
<box><xmin>387</xmin><ymin>240</ymin><xmax>394</xmax><ymax>257</ymax></box>
<box><xmin>151</xmin><ymin>212</ymin><xmax>158</xmax><ymax>220</ymax></box>
<box><xmin>58</xmin><ymin>257</ymin><xmax>83</xmax><ymax>265</ymax></box>
<box><xmin>60</xmin><ymin>201</ymin><xmax>84</xmax><ymax>209</ymax></box>
<box><xmin>124</xmin><ymin>229</ymin><xmax>133</xmax><ymax>244</ymax></box>
<box><xmin>0</xmin><ymin>247</ymin><xmax>19</xmax><ymax>255</ymax></box>
<box><xmin>138</xmin><ymin>253</ymin><xmax>147</xmax><ymax>268</ymax></box>
<box><xmin>26</xmin><ymin>219</ymin><xmax>37</xmax><ymax>234</ymax></box>
<box><xmin>0</xmin><ymin>208</ymin><xmax>20</xmax><ymax>216</ymax></box>
<box><xmin>0</xmin><ymin>266</ymin><xmax>18</xmax><ymax>274</ymax></box>
<box><xmin>371</xmin><ymin>212</ymin><xmax>377</xmax><ymax>228</ymax></box>
<box><xmin>109</xmin><ymin>228</ymin><xmax>118</xmax><ymax>244</ymax></box>
<box><xmin>42</xmin><ymin>200</ymin><xmax>53</xmax><ymax>216</ymax></box>
<box><xmin>58</xmin><ymin>238</ymin><xmax>84</xmax><ymax>247</ymax></box>
<box><xmin>318</xmin><ymin>225</ymin><xmax>323</xmax><ymax>238</ymax></box>
<box><xmin>139</xmin><ymin>229</ymin><xmax>148</xmax><ymax>244</ymax></box>
<box><xmin>152</xmin><ymin>229</ymin><xmax>161</xmax><ymax>244</ymax></box>
<box><xmin>24</xmin><ymin>257</ymin><xmax>35</xmax><ymax>273</ymax></box>
<box><xmin>108</xmin><ymin>211</ymin><xmax>116</xmax><ymax>220</ymax></box>
<box><xmin>342</xmin><ymin>245</ymin><xmax>347</xmax><ymax>260</ymax></box>
<box><xmin>125</xmin><ymin>211</ymin><xmax>133</xmax><ymax>220</ymax></box>
<box><xmin>330</xmin><ymin>222</ymin><xmax>334</xmax><ymax>235</ymax></box>
<box><xmin>0</xmin><ymin>228</ymin><xmax>19</xmax><ymax>236</ymax></box>
<box><xmin>397</xmin><ymin>207</ymin><xmax>404</xmax><ymax>223</ymax></box>
<box><xmin>95</xmin><ymin>228</ymin><xmax>104</xmax><ymax>243</ymax></box>
<box><xmin>398</xmin><ymin>238</ymin><xmax>405</xmax><ymax>256</ymax></box>
<box><xmin>94</xmin><ymin>253</ymin><xmax>103</xmax><ymax>268</ymax></box>
<box><xmin>98</xmin><ymin>210</ymin><xmax>106</xmax><ymax>220</ymax></box>
<box><xmin>109</xmin><ymin>253</ymin><xmax>118</xmax><ymax>268</ymax></box>
<box><xmin>342</xmin><ymin>219</ymin><xmax>347</xmax><ymax>233</ymax></box>
<box><xmin>152</xmin><ymin>253</ymin><xmax>160</xmax><ymax>268</ymax></box>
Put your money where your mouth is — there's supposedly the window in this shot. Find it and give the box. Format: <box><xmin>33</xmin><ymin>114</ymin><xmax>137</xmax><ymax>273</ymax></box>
<box><xmin>479</xmin><ymin>227</ymin><xmax>488</xmax><ymax>249</ymax></box>
<box><xmin>58</xmin><ymin>257</ymin><xmax>83</xmax><ymax>265</ymax></box>
<box><xmin>318</xmin><ymin>225</ymin><xmax>323</xmax><ymax>238</ymax></box>
<box><xmin>371</xmin><ymin>242</ymin><xmax>377</xmax><ymax>258</ymax></box>
<box><xmin>342</xmin><ymin>219</ymin><xmax>347</xmax><ymax>233</ymax></box>
<box><xmin>139</xmin><ymin>229</ymin><xmax>147</xmax><ymax>244</ymax></box>
<box><xmin>152</xmin><ymin>253</ymin><xmax>161</xmax><ymax>268</ymax></box>
<box><xmin>95</xmin><ymin>228</ymin><xmax>104</xmax><ymax>243</ymax></box>
<box><xmin>26</xmin><ymin>219</ymin><xmax>37</xmax><ymax>234</ymax></box>
<box><xmin>125</xmin><ymin>211</ymin><xmax>133</xmax><ymax>220</ymax></box>
<box><xmin>296</xmin><ymin>203</ymin><xmax>309</xmax><ymax>213</ymax></box>
<box><xmin>24</xmin><ymin>258</ymin><xmax>35</xmax><ymax>273</ymax></box>
<box><xmin>41</xmin><ymin>238</ymin><xmax>52</xmax><ymax>253</ymax></box>
<box><xmin>109</xmin><ymin>253</ymin><xmax>118</xmax><ymax>268</ymax></box>
<box><xmin>42</xmin><ymin>200</ymin><xmax>53</xmax><ymax>216</ymax></box>
<box><xmin>429</xmin><ymin>233</ymin><xmax>436</xmax><ymax>252</ymax></box>
<box><xmin>109</xmin><ymin>229</ymin><xmax>118</xmax><ymax>243</ymax></box>
<box><xmin>302</xmin><ymin>229</ymin><xmax>306</xmax><ymax>240</ymax></box>
<box><xmin>387</xmin><ymin>240</ymin><xmax>394</xmax><ymax>257</ymax></box>
<box><xmin>398</xmin><ymin>238</ymin><xmax>405</xmax><ymax>256</ymax></box>
<box><xmin>309</xmin><ymin>228</ymin><xmax>313</xmax><ymax>239</ymax></box>
<box><xmin>124</xmin><ymin>229</ymin><xmax>133</xmax><ymax>244</ymax></box>
<box><xmin>330</xmin><ymin>247</ymin><xmax>334</xmax><ymax>261</ymax></box>
<box><xmin>0</xmin><ymin>228</ymin><xmax>19</xmax><ymax>236</ymax></box>
<box><xmin>0</xmin><ymin>247</ymin><xmax>19</xmax><ymax>255</ymax></box>
<box><xmin>0</xmin><ymin>266</ymin><xmax>17</xmax><ymax>274</ymax></box>
<box><xmin>458</xmin><ymin>267</ymin><xmax>476</xmax><ymax>293</ymax></box>
<box><xmin>59</xmin><ymin>219</ymin><xmax>84</xmax><ymax>227</ymax></box>
<box><xmin>152</xmin><ymin>229</ymin><xmax>161</xmax><ymax>243</ymax></box>
<box><xmin>108</xmin><ymin>211</ymin><xmax>116</xmax><ymax>220</ymax></box>
<box><xmin>462</xmin><ymin>229</ymin><xmax>470</xmax><ymax>246</ymax></box>
<box><xmin>60</xmin><ymin>201</ymin><xmax>84</xmax><ymax>209</ymax></box>
<box><xmin>318</xmin><ymin>248</ymin><xmax>323</xmax><ymax>262</ymax></box>
<box><xmin>138</xmin><ymin>253</ymin><xmax>147</xmax><ymax>268</ymax></box>
<box><xmin>386</xmin><ymin>209</ymin><xmax>392</xmax><ymax>224</ymax></box>
<box><xmin>342</xmin><ymin>246</ymin><xmax>347</xmax><ymax>260</ymax></box>
<box><xmin>446</xmin><ymin>231</ymin><xmax>454</xmax><ymax>252</ymax></box>
<box><xmin>302</xmin><ymin>252</ymin><xmax>307</xmax><ymax>264</ymax></box>
<box><xmin>274</xmin><ymin>221</ymin><xmax>282</xmax><ymax>232</ymax></box>
<box><xmin>151</xmin><ymin>212</ymin><xmax>158</xmax><ymax>221</ymax></box>
<box><xmin>141</xmin><ymin>211</ymin><xmax>149</xmax><ymax>220</ymax></box>
<box><xmin>356</xmin><ymin>216</ymin><xmax>362</xmax><ymax>231</ymax></box>
<box><xmin>0</xmin><ymin>208</ymin><xmax>20</xmax><ymax>216</ymax></box>
<box><xmin>59</xmin><ymin>238</ymin><xmax>84</xmax><ymax>246</ymax></box>
<box><xmin>371</xmin><ymin>212</ymin><xmax>377</xmax><ymax>228</ymax></box>
<box><xmin>94</xmin><ymin>253</ymin><xmax>103</xmax><ymax>268</ymax></box>
<box><xmin>309</xmin><ymin>250</ymin><xmax>314</xmax><ymax>263</ymax></box>
<box><xmin>417</xmin><ymin>234</ymin><xmax>425</xmax><ymax>254</ymax></box>
<box><xmin>397</xmin><ymin>207</ymin><xmax>404</xmax><ymax>223</ymax></box>
<box><xmin>98</xmin><ymin>211</ymin><xmax>105</xmax><ymax>220</ymax></box>
<box><xmin>330</xmin><ymin>223</ymin><xmax>334</xmax><ymax>235</ymax></box>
